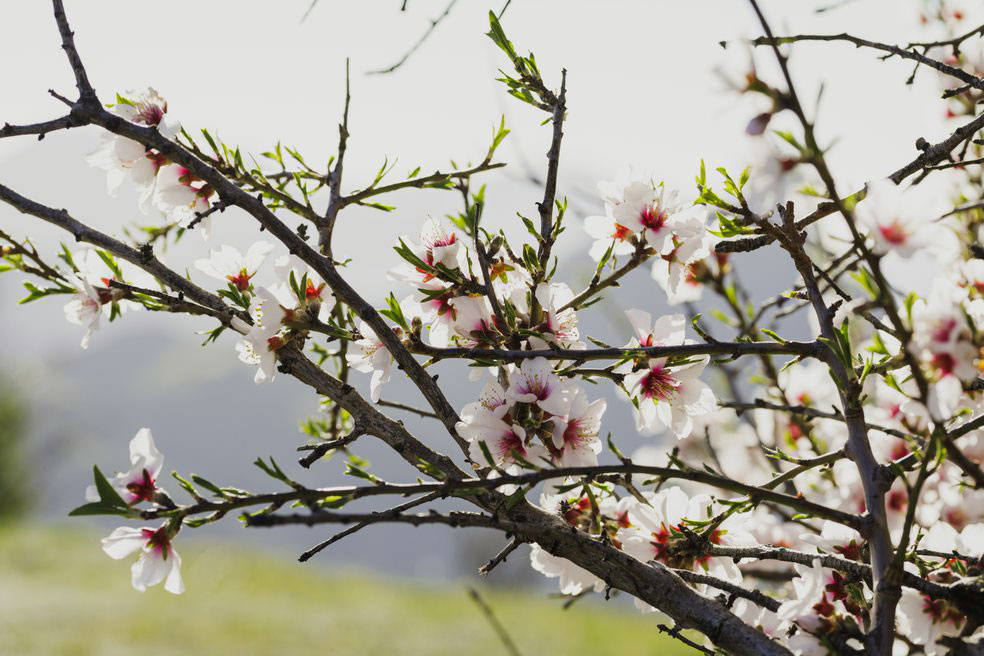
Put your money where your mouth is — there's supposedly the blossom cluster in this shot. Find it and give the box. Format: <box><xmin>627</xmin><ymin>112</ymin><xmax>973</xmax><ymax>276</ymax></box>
<box><xmin>7</xmin><ymin>5</ymin><xmax>984</xmax><ymax>653</ymax></box>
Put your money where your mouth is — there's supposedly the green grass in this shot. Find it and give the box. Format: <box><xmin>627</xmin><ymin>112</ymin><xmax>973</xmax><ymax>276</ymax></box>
<box><xmin>0</xmin><ymin>523</ymin><xmax>693</xmax><ymax>656</ymax></box>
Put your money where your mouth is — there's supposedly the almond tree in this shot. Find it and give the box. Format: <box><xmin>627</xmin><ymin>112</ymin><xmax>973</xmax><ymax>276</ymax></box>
<box><xmin>2</xmin><ymin>2</ymin><xmax>984</xmax><ymax>654</ymax></box>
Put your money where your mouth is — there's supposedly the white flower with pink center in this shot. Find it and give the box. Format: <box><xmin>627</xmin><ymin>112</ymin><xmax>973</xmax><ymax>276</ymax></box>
<box><xmin>600</xmin><ymin>177</ymin><xmax>699</xmax><ymax>256</ymax></box>
<box><xmin>623</xmin><ymin>356</ymin><xmax>717</xmax><ymax>439</ymax></box>
<box><xmin>856</xmin><ymin>179</ymin><xmax>938</xmax><ymax>258</ymax></box>
<box><xmin>403</xmin><ymin>279</ymin><xmax>458</xmax><ymax>347</ymax></box>
<box><xmin>622</xmin><ymin>309</ymin><xmax>686</xmax><ymax>349</ymax></box>
<box><xmin>582</xmin><ymin>213</ymin><xmax>636</xmax><ymax>262</ymax></box>
<box><xmin>155</xmin><ymin>165</ymin><xmax>215</xmax><ymax>230</ymax></box>
<box><xmin>418</xmin><ymin>218</ymin><xmax>461</xmax><ymax>269</ymax></box>
<box><xmin>111</xmin><ymin>88</ymin><xmax>181</xmax><ymax>136</ymax></box>
<box><xmin>897</xmin><ymin>587</ymin><xmax>965</xmax><ymax>655</ymax></box>
<box><xmin>618</xmin><ymin>487</ymin><xmax>751</xmax><ymax>587</ymax></box>
<box><xmin>532</xmin><ymin>282</ymin><xmax>583</xmax><ymax>349</ymax></box>
<box><xmin>101</xmin><ymin>524</ymin><xmax>184</xmax><ymax>594</ymax></box>
<box><xmin>548</xmin><ymin>387</ymin><xmax>606</xmax><ymax>467</ymax></box>
<box><xmin>196</xmin><ymin>242</ymin><xmax>274</xmax><ymax>292</ymax></box>
<box><xmin>447</xmin><ymin>295</ymin><xmax>499</xmax><ymax>347</ymax></box>
<box><xmin>800</xmin><ymin>521</ymin><xmax>864</xmax><ymax>561</ymax></box>
<box><xmin>456</xmin><ymin>409</ymin><xmax>530</xmax><ymax>468</ymax></box>
<box><xmin>86</xmin><ymin>136</ymin><xmax>168</xmax><ymax>213</ymax></box>
<box><xmin>912</xmin><ymin>289</ymin><xmax>970</xmax><ymax>354</ymax></box>
<box><xmin>775</xmin><ymin>559</ymin><xmax>830</xmax><ymax>630</ymax></box>
<box><xmin>651</xmin><ymin>227</ymin><xmax>714</xmax><ymax>305</ymax></box>
<box><xmin>85</xmin><ymin>428</ymin><xmax>164</xmax><ymax>506</ymax></box>
<box><xmin>390</xmin><ymin>218</ymin><xmax>462</xmax><ymax>285</ymax></box>
<box><xmin>959</xmin><ymin>259</ymin><xmax>984</xmax><ymax>299</ymax></box>
<box><xmin>86</xmin><ymin>89</ymin><xmax>178</xmax><ymax>214</ymax></box>
<box><xmin>236</xmin><ymin>287</ymin><xmax>289</xmax><ymax>385</ymax></box>
<box><xmin>910</xmin><ymin>289</ymin><xmax>979</xmax><ymax>418</ymax></box>
<box><xmin>270</xmin><ymin>254</ymin><xmax>335</xmax><ymax>323</ymax></box>
<box><xmin>505</xmin><ymin>357</ymin><xmax>573</xmax><ymax>416</ymax></box>
<box><xmin>346</xmin><ymin>320</ymin><xmax>394</xmax><ymax>403</ymax></box>
<box><xmin>63</xmin><ymin>277</ymin><xmax>104</xmax><ymax>349</ymax></box>
<box><xmin>459</xmin><ymin>380</ymin><xmax>509</xmax><ymax>422</ymax></box>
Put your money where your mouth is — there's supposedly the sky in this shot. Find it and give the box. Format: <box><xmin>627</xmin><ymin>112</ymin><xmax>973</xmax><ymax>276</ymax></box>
<box><xmin>0</xmin><ymin>0</ymin><xmax>966</xmax><ymax>577</ymax></box>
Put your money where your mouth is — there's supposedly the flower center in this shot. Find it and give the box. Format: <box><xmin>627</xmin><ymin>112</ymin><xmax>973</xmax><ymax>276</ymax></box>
<box><xmin>126</xmin><ymin>468</ymin><xmax>157</xmax><ymax>504</ymax></box>
<box><xmin>141</xmin><ymin>526</ymin><xmax>172</xmax><ymax>559</ymax></box>
<box><xmin>639</xmin><ymin>205</ymin><xmax>668</xmax><ymax>232</ymax></box>
<box><xmin>931</xmin><ymin>318</ymin><xmax>957</xmax><ymax>344</ymax></box>
<box><xmin>495</xmin><ymin>430</ymin><xmax>526</xmax><ymax>462</ymax></box>
<box><xmin>139</xmin><ymin>105</ymin><xmax>164</xmax><ymax>126</ymax></box>
<box><xmin>305</xmin><ymin>279</ymin><xmax>326</xmax><ymax>301</ymax></box>
<box><xmin>227</xmin><ymin>269</ymin><xmax>253</xmax><ymax>291</ymax></box>
<box><xmin>640</xmin><ymin>365</ymin><xmax>676</xmax><ymax>401</ymax></box>
<box><xmin>931</xmin><ymin>352</ymin><xmax>955</xmax><ymax>376</ymax></box>
<box><xmin>922</xmin><ymin>596</ymin><xmax>963</xmax><ymax>628</ymax></box>
<box><xmin>878</xmin><ymin>220</ymin><xmax>909</xmax><ymax>245</ymax></box>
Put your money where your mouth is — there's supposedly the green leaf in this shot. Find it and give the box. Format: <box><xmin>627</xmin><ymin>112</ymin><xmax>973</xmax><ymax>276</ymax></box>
<box><xmin>95</xmin><ymin>249</ymin><xmax>123</xmax><ymax>279</ymax></box>
<box><xmin>760</xmin><ymin>329</ymin><xmax>785</xmax><ymax>343</ymax></box>
<box><xmin>68</xmin><ymin>502</ymin><xmax>131</xmax><ymax>517</ymax></box>
<box><xmin>19</xmin><ymin>282</ymin><xmax>73</xmax><ymax>304</ymax></box>
<box><xmin>486</xmin><ymin>11</ymin><xmax>518</xmax><ymax>61</ymax></box>
<box><xmin>92</xmin><ymin>465</ymin><xmax>127</xmax><ymax>508</ymax></box>
<box><xmin>191</xmin><ymin>474</ymin><xmax>224</xmax><ymax>496</ymax></box>
<box><xmin>379</xmin><ymin>293</ymin><xmax>409</xmax><ymax>331</ymax></box>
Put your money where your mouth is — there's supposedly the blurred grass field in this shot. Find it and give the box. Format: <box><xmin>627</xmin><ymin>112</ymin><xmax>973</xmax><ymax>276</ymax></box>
<box><xmin>0</xmin><ymin>523</ymin><xmax>692</xmax><ymax>656</ymax></box>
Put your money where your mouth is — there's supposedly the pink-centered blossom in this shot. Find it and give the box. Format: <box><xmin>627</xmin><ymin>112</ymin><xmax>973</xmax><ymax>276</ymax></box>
<box><xmin>505</xmin><ymin>357</ymin><xmax>573</xmax><ymax>416</ymax></box>
<box><xmin>271</xmin><ymin>254</ymin><xmax>336</xmax><ymax>323</ymax></box>
<box><xmin>86</xmin><ymin>88</ymin><xmax>179</xmax><ymax>214</ymax></box>
<box><xmin>346</xmin><ymin>320</ymin><xmax>394</xmax><ymax>403</ymax></box>
<box><xmin>195</xmin><ymin>242</ymin><xmax>274</xmax><ymax>292</ymax></box>
<box><xmin>236</xmin><ymin>287</ymin><xmax>289</xmax><ymax>384</ymax></box>
<box><xmin>548</xmin><ymin>386</ymin><xmax>606</xmax><ymax>467</ymax></box>
<box><xmin>897</xmin><ymin>587</ymin><xmax>965</xmax><ymax>655</ymax></box>
<box><xmin>532</xmin><ymin>282</ymin><xmax>583</xmax><ymax>349</ymax></box>
<box><xmin>457</xmin><ymin>409</ymin><xmax>530</xmax><ymax>468</ymax></box>
<box><xmin>623</xmin><ymin>356</ymin><xmax>717</xmax><ymax>439</ymax></box>
<box><xmin>447</xmin><ymin>295</ymin><xmax>500</xmax><ymax>347</ymax></box>
<box><xmin>85</xmin><ymin>428</ymin><xmax>164</xmax><ymax>506</ymax></box>
<box><xmin>623</xmin><ymin>308</ymin><xmax>686</xmax><ymax>349</ymax></box>
<box><xmin>101</xmin><ymin>524</ymin><xmax>184</xmax><ymax>594</ymax></box>
<box><xmin>390</xmin><ymin>218</ymin><xmax>462</xmax><ymax>285</ymax></box>
<box><xmin>63</xmin><ymin>277</ymin><xmax>104</xmax><ymax>349</ymax></box>
<box><xmin>582</xmin><ymin>213</ymin><xmax>635</xmax><ymax>262</ymax></box>
<box><xmin>856</xmin><ymin>179</ymin><xmax>937</xmax><ymax>258</ymax></box>
<box><xmin>618</xmin><ymin>487</ymin><xmax>752</xmax><ymax>586</ymax></box>
<box><xmin>155</xmin><ymin>164</ymin><xmax>215</xmax><ymax>229</ymax></box>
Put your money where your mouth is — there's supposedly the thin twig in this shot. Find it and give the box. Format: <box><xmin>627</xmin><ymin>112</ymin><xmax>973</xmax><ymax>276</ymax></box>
<box><xmin>480</xmin><ymin>537</ymin><xmax>523</xmax><ymax>576</ymax></box>
<box><xmin>298</xmin><ymin>491</ymin><xmax>442</xmax><ymax>562</ymax></box>
<box><xmin>366</xmin><ymin>0</ymin><xmax>459</xmax><ymax>75</ymax></box>
<box><xmin>468</xmin><ymin>587</ymin><xmax>523</xmax><ymax>656</ymax></box>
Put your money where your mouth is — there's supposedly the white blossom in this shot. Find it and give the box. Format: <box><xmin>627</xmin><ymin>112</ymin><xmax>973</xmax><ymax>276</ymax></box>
<box><xmin>346</xmin><ymin>321</ymin><xmax>394</xmax><ymax>403</ymax></box>
<box><xmin>85</xmin><ymin>428</ymin><xmax>164</xmax><ymax>506</ymax></box>
<box><xmin>101</xmin><ymin>524</ymin><xmax>184</xmax><ymax>594</ymax></box>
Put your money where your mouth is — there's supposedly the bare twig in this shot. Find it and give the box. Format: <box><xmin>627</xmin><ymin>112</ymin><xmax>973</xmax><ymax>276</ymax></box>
<box><xmin>467</xmin><ymin>587</ymin><xmax>523</xmax><ymax>656</ymax></box>
<box><xmin>366</xmin><ymin>0</ymin><xmax>459</xmax><ymax>76</ymax></box>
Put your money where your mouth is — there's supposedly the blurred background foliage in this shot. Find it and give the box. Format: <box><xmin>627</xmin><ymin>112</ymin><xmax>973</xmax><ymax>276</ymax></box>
<box><xmin>0</xmin><ymin>381</ymin><xmax>29</xmax><ymax>521</ymax></box>
<box><xmin>0</xmin><ymin>524</ymin><xmax>690</xmax><ymax>656</ymax></box>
